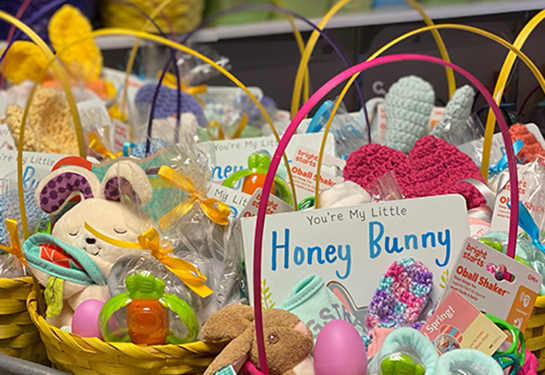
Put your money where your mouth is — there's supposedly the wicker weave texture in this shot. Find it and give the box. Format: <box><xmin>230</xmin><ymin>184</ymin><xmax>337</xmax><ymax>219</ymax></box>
<box><xmin>0</xmin><ymin>277</ymin><xmax>48</xmax><ymax>364</ymax></box>
<box><xmin>28</xmin><ymin>289</ymin><xmax>227</xmax><ymax>375</ymax></box>
<box><xmin>526</xmin><ymin>295</ymin><xmax>545</xmax><ymax>374</ymax></box>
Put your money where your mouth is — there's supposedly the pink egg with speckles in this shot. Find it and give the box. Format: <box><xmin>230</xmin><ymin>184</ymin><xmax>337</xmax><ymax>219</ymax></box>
<box><xmin>72</xmin><ymin>299</ymin><xmax>104</xmax><ymax>339</ymax></box>
<box><xmin>314</xmin><ymin>320</ymin><xmax>367</xmax><ymax>375</ymax></box>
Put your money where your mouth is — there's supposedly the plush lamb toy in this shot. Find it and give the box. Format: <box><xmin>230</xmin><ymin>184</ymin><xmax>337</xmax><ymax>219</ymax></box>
<box><xmin>22</xmin><ymin>160</ymin><xmax>154</xmax><ymax>329</ymax></box>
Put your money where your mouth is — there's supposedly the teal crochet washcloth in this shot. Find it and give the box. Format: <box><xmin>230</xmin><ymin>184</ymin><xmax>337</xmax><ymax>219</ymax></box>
<box><xmin>384</xmin><ymin>76</ymin><xmax>435</xmax><ymax>154</ymax></box>
<box><xmin>430</xmin><ymin>85</ymin><xmax>476</xmax><ymax>144</ymax></box>
<box><xmin>278</xmin><ymin>274</ymin><xmax>367</xmax><ymax>340</ymax></box>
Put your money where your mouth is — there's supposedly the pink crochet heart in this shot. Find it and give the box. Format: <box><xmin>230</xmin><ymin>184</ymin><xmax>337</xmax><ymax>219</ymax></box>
<box><xmin>344</xmin><ymin>135</ymin><xmax>486</xmax><ymax>209</ymax></box>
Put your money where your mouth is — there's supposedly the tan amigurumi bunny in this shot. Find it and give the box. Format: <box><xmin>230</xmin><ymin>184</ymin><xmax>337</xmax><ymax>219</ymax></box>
<box><xmin>202</xmin><ymin>304</ymin><xmax>314</xmax><ymax>375</ymax></box>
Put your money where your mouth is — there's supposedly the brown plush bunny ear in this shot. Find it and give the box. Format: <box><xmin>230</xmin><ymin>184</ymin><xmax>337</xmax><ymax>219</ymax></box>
<box><xmin>202</xmin><ymin>304</ymin><xmax>254</xmax><ymax>342</ymax></box>
<box><xmin>101</xmin><ymin>160</ymin><xmax>152</xmax><ymax>206</ymax></box>
<box><xmin>204</xmin><ymin>329</ymin><xmax>254</xmax><ymax>375</ymax></box>
<box><xmin>35</xmin><ymin>166</ymin><xmax>101</xmax><ymax>215</ymax></box>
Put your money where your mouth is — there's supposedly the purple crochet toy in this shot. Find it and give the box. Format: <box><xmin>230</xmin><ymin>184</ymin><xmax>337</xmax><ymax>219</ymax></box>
<box><xmin>134</xmin><ymin>83</ymin><xmax>207</xmax><ymax>127</ymax></box>
<box><xmin>366</xmin><ymin>258</ymin><xmax>433</xmax><ymax>331</ymax></box>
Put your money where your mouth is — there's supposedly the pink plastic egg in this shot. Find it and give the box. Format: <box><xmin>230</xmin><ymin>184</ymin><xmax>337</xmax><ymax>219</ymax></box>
<box><xmin>314</xmin><ymin>319</ymin><xmax>367</xmax><ymax>375</ymax></box>
<box><xmin>72</xmin><ymin>299</ymin><xmax>104</xmax><ymax>339</ymax></box>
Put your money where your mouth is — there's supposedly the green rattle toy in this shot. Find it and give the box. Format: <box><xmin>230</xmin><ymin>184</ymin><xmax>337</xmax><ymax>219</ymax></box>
<box><xmin>99</xmin><ymin>272</ymin><xmax>199</xmax><ymax>345</ymax></box>
<box><xmin>381</xmin><ymin>353</ymin><xmax>425</xmax><ymax>375</ymax></box>
<box><xmin>222</xmin><ymin>151</ymin><xmax>292</xmax><ymax>204</ymax></box>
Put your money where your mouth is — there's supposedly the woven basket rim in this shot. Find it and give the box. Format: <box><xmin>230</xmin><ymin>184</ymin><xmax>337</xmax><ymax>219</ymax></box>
<box><xmin>27</xmin><ymin>288</ymin><xmax>228</xmax><ymax>355</ymax></box>
<box><xmin>0</xmin><ymin>276</ymin><xmax>34</xmax><ymax>288</ymax></box>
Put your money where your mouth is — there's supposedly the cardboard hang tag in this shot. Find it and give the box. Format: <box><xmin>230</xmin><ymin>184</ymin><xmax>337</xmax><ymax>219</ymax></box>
<box><xmin>234</xmin><ymin>188</ymin><xmax>294</xmax><ymax>232</ymax></box>
<box><xmin>0</xmin><ymin>151</ymin><xmax>67</xmax><ymax>193</ymax></box>
<box><xmin>241</xmin><ymin>194</ymin><xmax>470</xmax><ymax>309</ymax></box>
<box><xmin>206</xmin><ymin>183</ymin><xmax>252</xmax><ymax>219</ymax></box>
<box><xmin>290</xmin><ymin>146</ymin><xmax>345</xmax><ymax>201</ymax></box>
<box><xmin>441</xmin><ymin>237</ymin><xmax>542</xmax><ymax>332</ymax></box>
<box><xmin>421</xmin><ymin>290</ymin><xmax>507</xmax><ymax>356</ymax></box>
<box><xmin>0</xmin><ymin>124</ymin><xmax>15</xmax><ymax>151</ymax></box>
<box><xmin>204</xmin><ymin>133</ymin><xmax>336</xmax><ymax>190</ymax></box>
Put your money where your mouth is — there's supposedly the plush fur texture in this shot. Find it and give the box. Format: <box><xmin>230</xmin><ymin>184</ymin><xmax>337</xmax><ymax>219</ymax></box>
<box><xmin>29</xmin><ymin>161</ymin><xmax>154</xmax><ymax>329</ymax></box>
<box><xmin>202</xmin><ymin>305</ymin><xmax>314</xmax><ymax>375</ymax></box>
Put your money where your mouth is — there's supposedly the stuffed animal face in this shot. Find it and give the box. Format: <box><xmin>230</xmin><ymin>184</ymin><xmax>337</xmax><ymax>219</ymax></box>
<box><xmin>52</xmin><ymin>199</ymin><xmax>152</xmax><ymax>276</ymax></box>
<box><xmin>27</xmin><ymin>160</ymin><xmax>154</xmax><ymax>303</ymax></box>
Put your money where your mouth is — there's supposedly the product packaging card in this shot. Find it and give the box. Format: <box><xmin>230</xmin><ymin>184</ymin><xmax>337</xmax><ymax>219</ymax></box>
<box><xmin>290</xmin><ymin>146</ymin><xmax>345</xmax><ymax>201</ymax></box>
<box><xmin>112</xmin><ymin>119</ymin><xmax>129</xmax><ymax>153</ymax></box>
<box><xmin>421</xmin><ymin>290</ymin><xmax>507</xmax><ymax>356</ymax></box>
<box><xmin>234</xmin><ymin>188</ymin><xmax>294</xmax><ymax>233</ymax></box>
<box><xmin>206</xmin><ymin>183</ymin><xmax>252</xmax><ymax>219</ymax></box>
<box><xmin>0</xmin><ymin>124</ymin><xmax>15</xmax><ymax>151</ymax></box>
<box><xmin>205</xmin><ymin>133</ymin><xmax>336</xmax><ymax>190</ymax></box>
<box><xmin>0</xmin><ymin>151</ymin><xmax>67</xmax><ymax>193</ymax></box>
<box><xmin>441</xmin><ymin>237</ymin><xmax>542</xmax><ymax>332</ymax></box>
<box><xmin>241</xmin><ymin>195</ymin><xmax>470</xmax><ymax>309</ymax></box>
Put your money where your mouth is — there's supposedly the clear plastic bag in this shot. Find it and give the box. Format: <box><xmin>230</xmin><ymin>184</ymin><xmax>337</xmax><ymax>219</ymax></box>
<box><xmin>366</xmin><ymin>171</ymin><xmax>405</xmax><ymax>202</ymax></box>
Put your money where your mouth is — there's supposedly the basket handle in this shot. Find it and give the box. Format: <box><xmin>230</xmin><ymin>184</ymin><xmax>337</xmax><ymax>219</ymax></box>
<box><xmin>253</xmin><ymin>54</ymin><xmax>518</xmax><ymax>375</ymax></box>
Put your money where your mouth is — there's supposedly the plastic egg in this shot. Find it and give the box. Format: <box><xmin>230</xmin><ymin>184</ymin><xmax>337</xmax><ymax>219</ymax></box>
<box><xmin>314</xmin><ymin>319</ymin><xmax>368</xmax><ymax>375</ymax></box>
<box><xmin>72</xmin><ymin>299</ymin><xmax>104</xmax><ymax>339</ymax></box>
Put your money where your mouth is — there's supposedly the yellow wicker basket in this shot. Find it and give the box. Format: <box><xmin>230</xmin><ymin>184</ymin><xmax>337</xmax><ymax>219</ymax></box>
<box><xmin>526</xmin><ymin>295</ymin><xmax>545</xmax><ymax>373</ymax></box>
<box><xmin>101</xmin><ymin>0</ymin><xmax>205</xmax><ymax>34</ymax></box>
<box><xmin>0</xmin><ymin>277</ymin><xmax>47</xmax><ymax>364</ymax></box>
<box><xmin>27</xmin><ymin>288</ymin><xmax>228</xmax><ymax>375</ymax></box>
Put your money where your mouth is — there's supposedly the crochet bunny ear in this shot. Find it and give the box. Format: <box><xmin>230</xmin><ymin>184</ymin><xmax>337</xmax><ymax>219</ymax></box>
<box><xmin>35</xmin><ymin>166</ymin><xmax>101</xmax><ymax>215</ymax></box>
<box><xmin>101</xmin><ymin>160</ymin><xmax>152</xmax><ymax>207</ymax></box>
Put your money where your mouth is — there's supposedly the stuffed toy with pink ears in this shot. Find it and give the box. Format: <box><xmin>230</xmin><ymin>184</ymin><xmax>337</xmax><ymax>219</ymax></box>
<box><xmin>22</xmin><ymin>160</ymin><xmax>155</xmax><ymax>330</ymax></box>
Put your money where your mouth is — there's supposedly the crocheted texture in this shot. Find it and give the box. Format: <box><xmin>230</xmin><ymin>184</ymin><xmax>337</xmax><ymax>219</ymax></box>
<box><xmin>344</xmin><ymin>144</ymin><xmax>418</xmax><ymax>198</ymax></box>
<box><xmin>430</xmin><ymin>85</ymin><xmax>475</xmax><ymax>141</ymax></box>
<box><xmin>409</xmin><ymin>136</ymin><xmax>486</xmax><ymax>209</ymax></box>
<box><xmin>135</xmin><ymin>83</ymin><xmax>206</xmax><ymax>126</ymax></box>
<box><xmin>344</xmin><ymin>136</ymin><xmax>486</xmax><ymax>209</ymax></box>
<box><xmin>5</xmin><ymin>87</ymin><xmax>78</xmax><ymax>155</ymax></box>
<box><xmin>384</xmin><ymin>76</ymin><xmax>435</xmax><ymax>154</ymax></box>
<box><xmin>366</xmin><ymin>258</ymin><xmax>433</xmax><ymax>331</ymax></box>
<box><xmin>509</xmin><ymin>123</ymin><xmax>545</xmax><ymax>163</ymax></box>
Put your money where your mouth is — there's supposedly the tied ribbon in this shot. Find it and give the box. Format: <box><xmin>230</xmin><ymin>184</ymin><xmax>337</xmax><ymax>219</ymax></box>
<box><xmin>159</xmin><ymin>71</ymin><xmax>208</xmax><ymax>97</ymax></box>
<box><xmin>0</xmin><ymin>219</ymin><xmax>27</xmax><ymax>266</ymax></box>
<box><xmin>157</xmin><ymin>166</ymin><xmax>230</xmax><ymax>229</ymax></box>
<box><xmin>89</xmin><ymin>132</ymin><xmax>122</xmax><ymax>159</ymax></box>
<box><xmin>507</xmin><ymin>200</ymin><xmax>545</xmax><ymax>254</ymax></box>
<box><xmin>490</xmin><ymin>139</ymin><xmax>524</xmax><ymax>174</ymax></box>
<box><xmin>84</xmin><ymin>223</ymin><xmax>213</xmax><ymax>298</ymax></box>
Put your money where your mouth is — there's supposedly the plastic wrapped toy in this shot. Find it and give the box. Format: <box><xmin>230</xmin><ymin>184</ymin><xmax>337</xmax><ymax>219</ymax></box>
<box><xmin>99</xmin><ymin>271</ymin><xmax>198</xmax><ymax>345</ymax></box>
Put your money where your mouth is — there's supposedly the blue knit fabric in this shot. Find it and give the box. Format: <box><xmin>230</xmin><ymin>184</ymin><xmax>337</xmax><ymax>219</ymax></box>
<box><xmin>430</xmin><ymin>85</ymin><xmax>475</xmax><ymax>142</ymax></box>
<box><xmin>134</xmin><ymin>83</ymin><xmax>206</xmax><ymax>127</ymax></box>
<box><xmin>0</xmin><ymin>187</ymin><xmax>46</xmax><ymax>247</ymax></box>
<box><xmin>129</xmin><ymin>138</ymin><xmax>167</xmax><ymax>159</ymax></box>
<box><xmin>384</xmin><ymin>76</ymin><xmax>435</xmax><ymax>154</ymax></box>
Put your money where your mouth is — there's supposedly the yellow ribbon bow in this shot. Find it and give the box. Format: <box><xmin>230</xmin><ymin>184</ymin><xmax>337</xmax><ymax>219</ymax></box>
<box><xmin>157</xmin><ymin>166</ymin><xmax>230</xmax><ymax>229</ymax></box>
<box><xmin>159</xmin><ymin>71</ymin><xmax>208</xmax><ymax>98</ymax></box>
<box><xmin>89</xmin><ymin>132</ymin><xmax>122</xmax><ymax>159</ymax></box>
<box><xmin>0</xmin><ymin>219</ymin><xmax>28</xmax><ymax>266</ymax></box>
<box><xmin>84</xmin><ymin>223</ymin><xmax>213</xmax><ymax>298</ymax></box>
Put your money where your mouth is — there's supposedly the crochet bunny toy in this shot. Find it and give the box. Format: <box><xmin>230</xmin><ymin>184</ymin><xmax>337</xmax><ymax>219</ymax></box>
<box><xmin>202</xmin><ymin>305</ymin><xmax>314</xmax><ymax>375</ymax></box>
<box><xmin>22</xmin><ymin>160</ymin><xmax>154</xmax><ymax>329</ymax></box>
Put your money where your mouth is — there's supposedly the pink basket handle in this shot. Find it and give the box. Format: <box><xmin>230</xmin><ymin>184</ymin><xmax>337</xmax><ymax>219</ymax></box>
<box><xmin>252</xmin><ymin>54</ymin><xmax>518</xmax><ymax>374</ymax></box>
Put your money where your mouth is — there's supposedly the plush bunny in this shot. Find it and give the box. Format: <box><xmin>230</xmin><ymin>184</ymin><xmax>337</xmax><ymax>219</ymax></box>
<box><xmin>22</xmin><ymin>160</ymin><xmax>154</xmax><ymax>329</ymax></box>
<box><xmin>202</xmin><ymin>305</ymin><xmax>314</xmax><ymax>375</ymax></box>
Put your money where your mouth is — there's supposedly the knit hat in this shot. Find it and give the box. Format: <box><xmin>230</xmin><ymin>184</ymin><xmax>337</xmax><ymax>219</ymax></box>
<box><xmin>134</xmin><ymin>83</ymin><xmax>206</xmax><ymax>126</ymax></box>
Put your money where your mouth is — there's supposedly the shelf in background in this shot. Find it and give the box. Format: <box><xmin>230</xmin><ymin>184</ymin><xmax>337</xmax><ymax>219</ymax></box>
<box><xmin>1</xmin><ymin>0</ymin><xmax>543</xmax><ymax>50</ymax></box>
